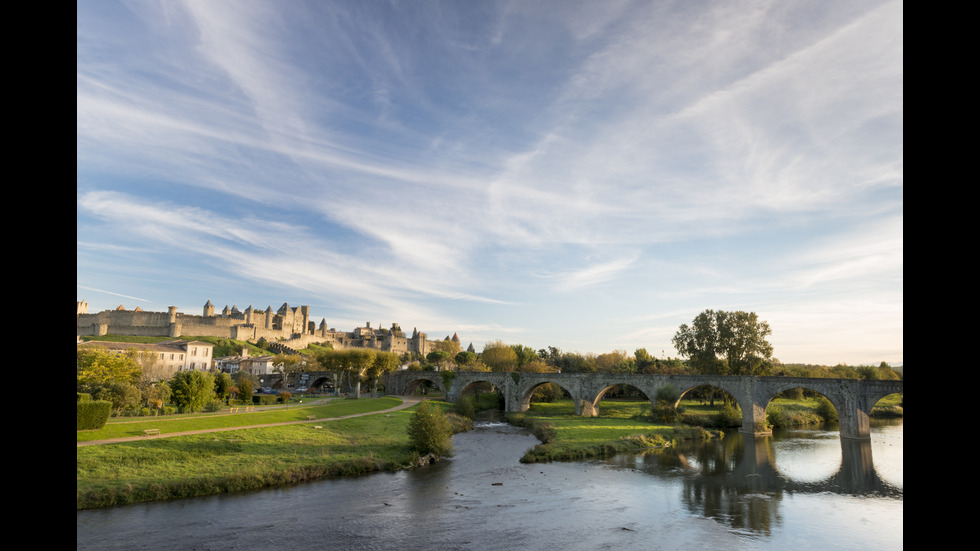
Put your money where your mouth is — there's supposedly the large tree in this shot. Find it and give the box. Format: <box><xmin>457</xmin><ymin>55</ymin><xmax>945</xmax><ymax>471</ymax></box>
<box><xmin>170</xmin><ymin>370</ymin><xmax>216</xmax><ymax>412</ymax></box>
<box><xmin>481</xmin><ymin>340</ymin><xmax>518</xmax><ymax>372</ymax></box>
<box><xmin>672</xmin><ymin>309</ymin><xmax>774</xmax><ymax>376</ymax></box>
<box><xmin>367</xmin><ymin>351</ymin><xmax>400</xmax><ymax>396</ymax></box>
<box><xmin>77</xmin><ymin>346</ymin><xmax>142</xmax><ymax>389</ymax></box>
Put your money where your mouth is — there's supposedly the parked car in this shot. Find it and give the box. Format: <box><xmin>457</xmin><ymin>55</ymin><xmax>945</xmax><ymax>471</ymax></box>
<box><xmin>296</xmin><ymin>387</ymin><xmax>308</xmax><ymax>393</ymax></box>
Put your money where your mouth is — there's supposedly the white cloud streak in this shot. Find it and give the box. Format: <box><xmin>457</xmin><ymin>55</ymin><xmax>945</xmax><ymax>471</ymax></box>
<box><xmin>77</xmin><ymin>0</ymin><xmax>902</xmax><ymax>364</ymax></box>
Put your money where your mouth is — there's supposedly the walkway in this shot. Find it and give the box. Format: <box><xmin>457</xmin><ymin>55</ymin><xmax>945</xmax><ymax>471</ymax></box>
<box><xmin>77</xmin><ymin>395</ymin><xmax>423</xmax><ymax>447</ymax></box>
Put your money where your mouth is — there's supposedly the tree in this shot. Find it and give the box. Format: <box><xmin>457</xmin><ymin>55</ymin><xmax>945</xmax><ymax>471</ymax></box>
<box><xmin>634</xmin><ymin>348</ymin><xmax>656</xmax><ymax>373</ymax></box>
<box><xmin>273</xmin><ymin>354</ymin><xmax>303</xmax><ymax>389</ymax></box>
<box><xmin>595</xmin><ymin>350</ymin><xmax>634</xmax><ymax>373</ymax></box>
<box><xmin>481</xmin><ymin>340</ymin><xmax>517</xmax><ymax>372</ymax></box>
<box><xmin>651</xmin><ymin>383</ymin><xmax>682</xmax><ymax>423</ymax></box>
<box><xmin>213</xmin><ymin>372</ymin><xmax>234</xmax><ymax>402</ymax></box>
<box><xmin>426</xmin><ymin>350</ymin><xmax>453</xmax><ymax>370</ymax></box>
<box><xmin>431</xmin><ymin>339</ymin><xmax>461</xmax><ymax>364</ymax></box>
<box><xmin>672</xmin><ymin>309</ymin><xmax>774</xmax><ymax>376</ymax></box>
<box><xmin>77</xmin><ymin>346</ymin><xmax>142</xmax><ymax>388</ymax></box>
<box><xmin>407</xmin><ymin>401</ymin><xmax>453</xmax><ymax>457</ymax></box>
<box><xmin>94</xmin><ymin>381</ymin><xmax>142</xmax><ymax>412</ymax></box>
<box><xmin>170</xmin><ymin>370</ymin><xmax>216</xmax><ymax>412</ymax></box>
<box><xmin>454</xmin><ymin>351</ymin><xmax>478</xmax><ymax>369</ymax></box>
<box><xmin>347</xmin><ymin>349</ymin><xmax>376</xmax><ymax>397</ymax></box>
<box><xmin>232</xmin><ymin>369</ymin><xmax>257</xmax><ymax>403</ymax></box>
<box><xmin>367</xmin><ymin>351</ymin><xmax>400</xmax><ymax>396</ymax></box>
<box><xmin>511</xmin><ymin>344</ymin><xmax>539</xmax><ymax>370</ymax></box>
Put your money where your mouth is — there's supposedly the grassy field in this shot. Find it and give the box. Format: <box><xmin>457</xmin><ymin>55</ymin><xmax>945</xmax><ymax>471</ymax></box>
<box><xmin>77</xmin><ymin>397</ymin><xmax>403</xmax><ymax>442</ymax></box>
<box><xmin>76</xmin><ymin>397</ymin><xmax>428</xmax><ymax>509</ymax></box>
<box><xmin>78</xmin><ymin>393</ymin><xmax>902</xmax><ymax>509</ymax></box>
<box><xmin>506</xmin><ymin>399</ymin><xmax>709</xmax><ymax>463</ymax></box>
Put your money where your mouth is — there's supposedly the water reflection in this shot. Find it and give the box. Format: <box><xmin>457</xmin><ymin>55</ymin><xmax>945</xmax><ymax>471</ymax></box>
<box><xmin>605</xmin><ymin>422</ymin><xmax>902</xmax><ymax>536</ymax></box>
<box><xmin>78</xmin><ymin>420</ymin><xmax>902</xmax><ymax>550</ymax></box>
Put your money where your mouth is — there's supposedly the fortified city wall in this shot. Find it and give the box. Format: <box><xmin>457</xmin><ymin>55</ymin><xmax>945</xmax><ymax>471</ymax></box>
<box><xmin>76</xmin><ymin>299</ymin><xmax>430</xmax><ymax>356</ymax></box>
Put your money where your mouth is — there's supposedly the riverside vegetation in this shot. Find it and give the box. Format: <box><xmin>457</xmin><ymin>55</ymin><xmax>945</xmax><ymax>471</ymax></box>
<box><xmin>77</xmin><ymin>391</ymin><xmax>902</xmax><ymax>510</ymax></box>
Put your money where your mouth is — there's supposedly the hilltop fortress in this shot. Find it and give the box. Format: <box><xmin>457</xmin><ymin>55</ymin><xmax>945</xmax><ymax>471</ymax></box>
<box><xmin>76</xmin><ymin>300</ymin><xmax>431</xmax><ymax>357</ymax></box>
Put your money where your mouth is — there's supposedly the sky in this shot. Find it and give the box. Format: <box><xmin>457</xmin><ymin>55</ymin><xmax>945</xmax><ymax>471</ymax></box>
<box><xmin>77</xmin><ymin>0</ymin><xmax>903</xmax><ymax>366</ymax></box>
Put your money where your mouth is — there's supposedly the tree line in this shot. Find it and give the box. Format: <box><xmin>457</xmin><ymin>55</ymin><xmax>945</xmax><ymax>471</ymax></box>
<box><xmin>76</xmin><ymin>308</ymin><xmax>900</xmax><ymax>414</ymax></box>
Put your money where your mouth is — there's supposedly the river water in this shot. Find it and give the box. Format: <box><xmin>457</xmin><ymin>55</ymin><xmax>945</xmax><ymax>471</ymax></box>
<box><xmin>77</xmin><ymin>421</ymin><xmax>902</xmax><ymax>550</ymax></box>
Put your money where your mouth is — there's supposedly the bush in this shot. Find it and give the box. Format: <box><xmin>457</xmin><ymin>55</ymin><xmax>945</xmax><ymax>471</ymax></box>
<box><xmin>816</xmin><ymin>397</ymin><xmax>838</xmax><ymax>422</ymax></box>
<box><xmin>279</xmin><ymin>392</ymin><xmax>292</xmax><ymax>403</ymax></box>
<box><xmin>445</xmin><ymin>412</ymin><xmax>474</xmax><ymax>433</ymax></box>
<box><xmin>651</xmin><ymin>383</ymin><xmax>683</xmax><ymax>423</ymax></box>
<box><xmin>77</xmin><ymin>400</ymin><xmax>112</xmax><ymax>430</ymax></box>
<box><xmin>767</xmin><ymin>406</ymin><xmax>787</xmax><ymax>428</ymax></box>
<box><xmin>203</xmin><ymin>400</ymin><xmax>224</xmax><ymax>412</ymax></box>
<box><xmin>714</xmin><ymin>402</ymin><xmax>742</xmax><ymax>427</ymax></box>
<box><xmin>454</xmin><ymin>395</ymin><xmax>477</xmax><ymax>419</ymax></box>
<box><xmin>407</xmin><ymin>401</ymin><xmax>453</xmax><ymax>457</ymax></box>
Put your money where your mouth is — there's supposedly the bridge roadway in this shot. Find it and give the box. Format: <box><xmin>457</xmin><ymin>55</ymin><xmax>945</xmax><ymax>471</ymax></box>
<box><xmin>380</xmin><ymin>371</ymin><xmax>904</xmax><ymax>440</ymax></box>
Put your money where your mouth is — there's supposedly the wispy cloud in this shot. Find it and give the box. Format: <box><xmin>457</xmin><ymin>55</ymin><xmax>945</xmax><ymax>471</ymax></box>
<box><xmin>77</xmin><ymin>0</ymin><xmax>902</xmax><ymax>364</ymax></box>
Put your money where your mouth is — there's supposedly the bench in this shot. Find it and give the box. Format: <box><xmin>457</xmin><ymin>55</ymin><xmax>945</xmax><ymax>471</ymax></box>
<box><xmin>143</xmin><ymin>429</ymin><xmax>160</xmax><ymax>436</ymax></box>
<box><xmin>307</xmin><ymin>415</ymin><xmax>317</xmax><ymax>420</ymax></box>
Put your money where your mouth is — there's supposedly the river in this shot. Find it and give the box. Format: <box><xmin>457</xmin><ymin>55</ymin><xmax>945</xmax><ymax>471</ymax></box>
<box><xmin>77</xmin><ymin>420</ymin><xmax>902</xmax><ymax>550</ymax></box>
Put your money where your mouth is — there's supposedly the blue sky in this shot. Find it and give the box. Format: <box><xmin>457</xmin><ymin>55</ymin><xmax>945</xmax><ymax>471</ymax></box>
<box><xmin>77</xmin><ymin>0</ymin><xmax>903</xmax><ymax>366</ymax></box>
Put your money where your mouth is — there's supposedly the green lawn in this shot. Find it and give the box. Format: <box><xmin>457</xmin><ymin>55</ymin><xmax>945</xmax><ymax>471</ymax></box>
<box><xmin>77</xmin><ymin>397</ymin><xmax>404</xmax><ymax>442</ymax></box>
<box><xmin>512</xmin><ymin>400</ymin><xmax>687</xmax><ymax>462</ymax></box>
<box><xmin>77</xmin><ymin>401</ymin><xmax>422</xmax><ymax>509</ymax></box>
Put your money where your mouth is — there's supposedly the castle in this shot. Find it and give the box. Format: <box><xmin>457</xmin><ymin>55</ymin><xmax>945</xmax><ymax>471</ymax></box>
<box><xmin>76</xmin><ymin>300</ymin><xmax>431</xmax><ymax>357</ymax></box>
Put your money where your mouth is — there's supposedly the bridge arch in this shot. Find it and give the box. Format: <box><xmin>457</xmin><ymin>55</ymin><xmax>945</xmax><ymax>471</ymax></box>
<box><xmin>381</xmin><ymin>371</ymin><xmax>902</xmax><ymax>440</ymax></box>
<box><xmin>581</xmin><ymin>382</ymin><xmax>654</xmax><ymax>417</ymax></box>
<box><xmin>516</xmin><ymin>380</ymin><xmax>578</xmax><ymax>413</ymax></box>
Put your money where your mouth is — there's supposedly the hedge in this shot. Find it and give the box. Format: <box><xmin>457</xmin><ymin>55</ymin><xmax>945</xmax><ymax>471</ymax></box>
<box><xmin>77</xmin><ymin>400</ymin><xmax>112</xmax><ymax>430</ymax></box>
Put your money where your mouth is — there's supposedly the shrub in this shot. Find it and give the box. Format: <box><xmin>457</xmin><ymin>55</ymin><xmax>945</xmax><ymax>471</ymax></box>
<box><xmin>203</xmin><ymin>400</ymin><xmax>224</xmax><ymax>412</ymax></box>
<box><xmin>651</xmin><ymin>383</ymin><xmax>683</xmax><ymax>423</ymax></box>
<box><xmin>445</xmin><ymin>412</ymin><xmax>474</xmax><ymax>433</ymax></box>
<box><xmin>77</xmin><ymin>400</ymin><xmax>112</xmax><ymax>430</ymax></box>
<box><xmin>714</xmin><ymin>402</ymin><xmax>742</xmax><ymax>427</ymax></box>
<box><xmin>407</xmin><ymin>401</ymin><xmax>453</xmax><ymax>457</ymax></box>
<box><xmin>77</xmin><ymin>393</ymin><xmax>92</xmax><ymax>402</ymax></box>
<box><xmin>454</xmin><ymin>395</ymin><xmax>477</xmax><ymax>419</ymax></box>
<box><xmin>279</xmin><ymin>391</ymin><xmax>292</xmax><ymax>403</ymax></box>
<box><xmin>93</xmin><ymin>382</ymin><xmax>142</xmax><ymax>411</ymax></box>
<box><xmin>767</xmin><ymin>406</ymin><xmax>787</xmax><ymax>428</ymax></box>
<box><xmin>816</xmin><ymin>397</ymin><xmax>838</xmax><ymax>422</ymax></box>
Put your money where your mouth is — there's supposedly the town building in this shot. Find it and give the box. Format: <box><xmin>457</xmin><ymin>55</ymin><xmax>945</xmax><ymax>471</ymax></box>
<box><xmin>76</xmin><ymin>339</ymin><xmax>215</xmax><ymax>379</ymax></box>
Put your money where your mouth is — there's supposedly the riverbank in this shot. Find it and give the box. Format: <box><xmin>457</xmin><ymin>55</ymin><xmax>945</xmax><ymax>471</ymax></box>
<box><xmin>505</xmin><ymin>400</ymin><xmax>718</xmax><ymax>463</ymax></box>
<box><xmin>77</xmin><ymin>395</ymin><xmax>901</xmax><ymax>510</ymax></box>
<box><xmin>76</xmin><ymin>397</ymin><xmax>429</xmax><ymax>509</ymax></box>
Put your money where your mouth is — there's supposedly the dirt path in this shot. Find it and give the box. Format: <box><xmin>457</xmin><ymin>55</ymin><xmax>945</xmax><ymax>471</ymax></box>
<box><xmin>77</xmin><ymin>396</ymin><xmax>424</xmax><ymax>447</ymax></box>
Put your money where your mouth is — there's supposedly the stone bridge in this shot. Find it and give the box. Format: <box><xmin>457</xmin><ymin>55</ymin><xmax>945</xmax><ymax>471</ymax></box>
<box><xmin>382</xmin><ymin>371</ymin><xmax>903</xmax><ymax>440</ymax></box>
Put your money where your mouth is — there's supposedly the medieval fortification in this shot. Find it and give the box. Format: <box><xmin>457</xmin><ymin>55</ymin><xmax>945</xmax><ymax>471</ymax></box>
<box><xmin>76</xmin><ymin>300</ymin><xmax>432</xmax><ymax>357</ymax></box>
